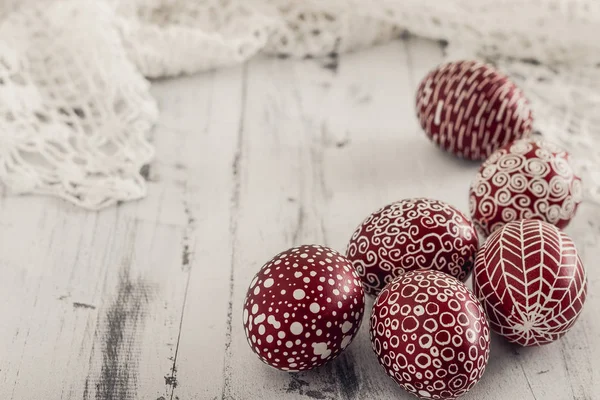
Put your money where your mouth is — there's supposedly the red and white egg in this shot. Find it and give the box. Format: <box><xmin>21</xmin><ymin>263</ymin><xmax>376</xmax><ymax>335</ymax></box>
<box><xmin>370</xmin><ymin>270</ymin><xmax>490</xmax><ymax>400</ymax></box>
<box><xmin>416</xmin><ymin>60</ymin><xmax>533</xmax><ymax>160</ymax></box>
<box><xmin>474</xmin><ymin>219</ymin><xmax>587</xmax><ymax>346</ymax></box>
<box><xmin>243</xmin><ymin>245</ymin><xmax>365</xmax><ymax>371</ymax></box>
<box><xmin>346</xmin><ymin>198</ymin><xmax>479</xmax><ymax>296</ymax></box>
<box><xmin>469</xmin><ymin>138</ymin><xmax>582</xmax><ymax>236</ymax></box>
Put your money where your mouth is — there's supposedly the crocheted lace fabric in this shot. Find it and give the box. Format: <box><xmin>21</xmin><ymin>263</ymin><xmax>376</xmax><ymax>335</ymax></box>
<box><xmin>1</xmin><ymin>0</ymin><xmax>598</xmax><ymax>209</ymax></box>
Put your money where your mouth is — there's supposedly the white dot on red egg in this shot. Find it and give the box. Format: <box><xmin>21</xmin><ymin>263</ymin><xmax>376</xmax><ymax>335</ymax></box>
<box><xmin>243</xmin><ymin>245</ymin><xmax>366</xmax><ymax>371</ymax></box>
<box><xmin>370</xmin><ymin>270</ymin><xmax>490</xmax><ymax>400</ymax></box>
<box><xmin>415</xmin><ymin>60</ymin><xmax>533</xmax><ymax>160</ymax></box>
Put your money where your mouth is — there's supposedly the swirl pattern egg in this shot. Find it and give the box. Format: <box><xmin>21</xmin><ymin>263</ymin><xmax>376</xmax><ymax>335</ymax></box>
<box><xmin>346</xmin><ymin>198</ymin><xmax>479</xmax><ymax>296</ymax></box>
<box><xmin>469</xmin><ymin>138</ymin><xmax>582</xmax><ymax>236</ymax></box>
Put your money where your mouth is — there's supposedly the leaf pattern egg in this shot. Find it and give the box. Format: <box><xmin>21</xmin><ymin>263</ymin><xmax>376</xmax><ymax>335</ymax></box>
<box><xmin>469</xmin><ymin>138</ymin><xmax>582</xmax><ymax>236</ymax></box>
<box><xmin>243</xmin><ymin>245</ymin><xmax>365</xmax><ymax>371</ymax></box>
<box><xmin>416</xmin><ymin>60</ymin><xmax>533</xmax><ymax>160</ymax></box>
<box><xmin>346</xmin><ymin>198</ymin><xmax>479</xmax><ymax>296</ymax></box>
<box><xmin>370</xmin><ymin>270</ymin><xmax>491</xmax><ymax>400</ymax></box>
<box><xmin>474</xmin><ymin>219</ymin><xmax>587</xmax><ymax>346</ymax></box>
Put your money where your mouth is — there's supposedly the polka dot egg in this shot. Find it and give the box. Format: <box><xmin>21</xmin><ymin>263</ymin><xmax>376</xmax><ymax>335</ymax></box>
<box><xmin>243</xmin><ymin>245</ymin><xmax>365</xmax><ymax>371</ymax></box>
<box><xmin>370</xmin><ymin>270</ymin><xmax>490</xmax><ymax>400</ymax></box>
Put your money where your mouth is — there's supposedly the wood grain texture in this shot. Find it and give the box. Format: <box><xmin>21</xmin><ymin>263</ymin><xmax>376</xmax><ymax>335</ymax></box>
<box><xmin>0</xmin><ymin>37</ymin><xmax>599</xmax><ymax>400</ymax></box>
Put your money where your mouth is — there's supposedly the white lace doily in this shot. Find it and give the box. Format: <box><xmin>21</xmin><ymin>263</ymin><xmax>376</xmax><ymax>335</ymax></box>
<box><xmin>0</xmin><ymin>0</ymin><xmax>598</xmax><ymax>209</ymax></box>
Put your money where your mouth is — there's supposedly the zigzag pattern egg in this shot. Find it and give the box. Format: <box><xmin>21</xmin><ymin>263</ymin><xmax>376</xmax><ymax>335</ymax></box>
<box><xmin>370</xmin><ymin>270</ymin><xmax>490</xmax><ymax>400</ymax></box>
<box><xmin>473</xmin><ymin>219</ymin><xmax>587</xmax><ymax>346</ymax></box>
<box><xmin>416</xmin><ymin>60</ymin><xmax>533</xmax><ymax>160</ymax></box>
<box><xmin>243</xmin><ymin>245</ymin><xmax>365</xmax><ymax>371</ymax></box>
<box><xmin>469</xmin><ymin>138</ymin><xmax>582</xmax><ymax>236</ymax></box>
<box><xmin>346</xmin><ymin>198</ymin><xmax>479</xmax><ymax>296</ymax></box>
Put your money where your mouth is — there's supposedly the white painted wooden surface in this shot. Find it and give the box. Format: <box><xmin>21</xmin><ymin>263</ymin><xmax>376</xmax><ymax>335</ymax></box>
<box><xmin>1</xmin><ymin>37</ymin><xmax>599</xmax><ymax>400</ymax></box>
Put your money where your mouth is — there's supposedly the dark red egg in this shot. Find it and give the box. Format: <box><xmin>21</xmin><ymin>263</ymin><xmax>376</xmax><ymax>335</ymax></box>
<box><xmin>416</xmin><ymin>60</ymin><xmax>533</xmax><ymax>160</ymax></box>
<box><xmin>243</xmin><ymin>245</ymin><xmax>365</xmax><ymax>371</ymax></box>
<box><xmin>469</xmin><ymin>138</ymin><xmax>582</xmax><ymax>236</ymax></box>
<box><xmin>474</xmin><ymin>219</ymin><xmax>587</xmax><ymax>346</ymax></box>
<box><xmin>370</xmin><ymin>270</ymin><xmax>490</xmax><ymax>400</ymax></box>
<box><xmin>346</xmin><ymin>198</ymin><xmax>479</xmax><ymax>296</ymax></box>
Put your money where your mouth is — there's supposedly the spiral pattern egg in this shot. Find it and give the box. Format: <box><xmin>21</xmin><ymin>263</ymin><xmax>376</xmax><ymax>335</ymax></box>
<box><xmin>243</xmin><ymin>245</ymin><xmax>365</xmax><ymax>371</ymax></box>
<box><xmin>346</xmin><ymin>198</ymin><xmax>479</xmax><ymax>296</ymax></box>
<box><xmin>416</xmin><ymin>60</ymin><xmax>533</xmax><ymax>160</ymax></box>
<box><xmin>474</xmin><ymin>219</ymin><xmax>587</xmax><ymax>346</ymax></box>
<box><xmin>370</xmin><ymin>270</ymin><xmax>490</xmax><ymax>400</ymax></box>
<box><xmin>469</xmin><ymin>138</ymin><xmax>582</xmax><ymax>236</ymax></box>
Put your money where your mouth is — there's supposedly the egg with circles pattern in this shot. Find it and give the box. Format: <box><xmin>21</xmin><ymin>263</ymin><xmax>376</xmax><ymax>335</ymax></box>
<box><xmin>370</xmin><ymin>270</ymin><xmax>490</xmax><ymax>400</ymax></box>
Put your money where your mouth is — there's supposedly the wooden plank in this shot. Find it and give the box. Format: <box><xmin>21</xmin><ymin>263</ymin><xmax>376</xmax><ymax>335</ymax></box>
<box><xmin>0</xmin><ymin>194</ymin><xmax>189</xmax><ymax>400</ymax></box>
<box><xmin>79</xmin><ymin>213</ymin><xmax>187</xmax><ymax>400</ymax></box>
<box><xmin>153</xmin><ymin>65</ymin><xmax>246</xmax><ymax>400</ymax></box>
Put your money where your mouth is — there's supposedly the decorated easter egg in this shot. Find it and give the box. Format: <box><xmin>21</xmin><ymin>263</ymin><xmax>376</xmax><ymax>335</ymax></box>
<box><xmin>346</xmin><ymin>198</ymin><xmax>479</xmax><ymax>296</ymax></box>
<box><xmin>473</xmin><ymin>219</ymin><xmax>587</xmax><ymax>346</ymax></box>
<box><xmin>469</xmin><ymin>138</ymin><xmax>582</xmax><ymax>236</ymax></box>
<box><xmin>242</xmin><ymin>245</ymin><xmax>365</xmax><ymax>371</ymax></box>
<box><xmin>370</xmin><ymin>270</ymin><xmax>490</xmax><ymax>400</ymax></box>
<box><xmin>416</xmin><ymin>60</ymin><xmax>533</xmax><ymax>160</ymax></box>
